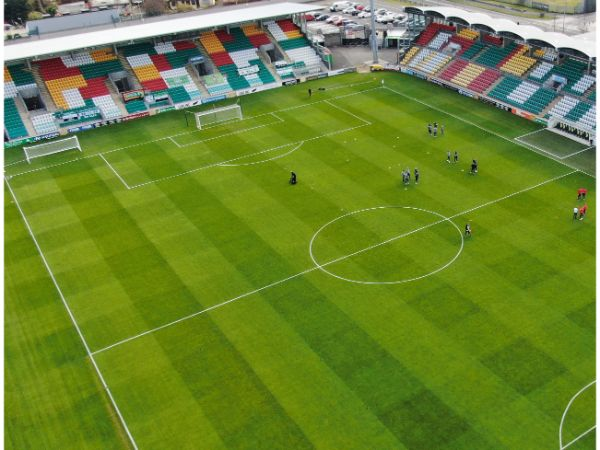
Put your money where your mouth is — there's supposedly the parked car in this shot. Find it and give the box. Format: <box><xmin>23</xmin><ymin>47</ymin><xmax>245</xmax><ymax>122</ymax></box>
<box><xmin>342</xmin><ymin>6</ymin><xmax>356</xmax><ymax>14</ymax></box>
<box><xmin>341</xmin><ymin>18</ymin><xmax>356</xmax><ymax>25</ymax></box>
<box><xmin>357</xmin><ymin>10</ymin><xmax>371</xmax><ymax>18</ymax></box>
<box><xmin>330</xmin><ymin>1</ymin><xmax>352</xmax><ymax>12</ymax></box>
<box><xmin>305</xmin><ymin>13</ymin><xmax>315</xmax><ymax>21</ymax></box>
<box><xmin>375</xmin><ymin>13</ymin><xmax>394</xmax><ymax>23</ymax></box>
<box><xmin>327</xmin><ymin>15</ymin><xmax>342</xmax><ymax>23</ymax></box>
<box><xmin>350</xmin><ymin>8</ymin><xmax>361</xmax><ymax>15</ymax></box>
<box><xmin>332</xmin><ymin>16</ymin><xmax>344</xmax><ymax>25</ymax></box>
<box><xmin>355</xmin><ymin>4</ymin><xmax>365</xmax><ymax>10</ymax></box>
<box><xmin>315</xmin><ymin>14</ymin><xmax>329</xmax><ymax>21</ymax></box>
<box><xmin>374</xmin><ymin>8</ymin><xmax>388</xmax><ymax>15</ymax></box>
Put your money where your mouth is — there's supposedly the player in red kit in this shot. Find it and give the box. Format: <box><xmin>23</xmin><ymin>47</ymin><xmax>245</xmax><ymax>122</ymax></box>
<box><xmin>577</xmin><ymin>188</ymin><xmax>587</xmax><ymax>200</ymax></box>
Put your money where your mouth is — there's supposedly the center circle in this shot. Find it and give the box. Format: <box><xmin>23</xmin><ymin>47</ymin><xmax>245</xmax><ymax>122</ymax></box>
<box><xmin>309</xmin><ymin>206</ymin><xmax>464</xmax><ymax>285</ymax></box>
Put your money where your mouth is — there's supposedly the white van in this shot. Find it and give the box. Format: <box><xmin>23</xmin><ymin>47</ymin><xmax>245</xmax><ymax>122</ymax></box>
<box><xmin>330</xmin><ymin>1</ymin><xmax>352</xmax><ymax>12</ymax></box>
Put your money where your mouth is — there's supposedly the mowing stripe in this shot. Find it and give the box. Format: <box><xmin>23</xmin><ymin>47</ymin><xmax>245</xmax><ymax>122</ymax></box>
<box><xmin>515</xmin><ymin>129</ymin><xmax>547</xmax><ymax>139</ymax></box>
<box><xmin>559</xmin><ymin>380</ymin><xmax>596</xmax><ymax>449</ymax></box>
<box><xmin>92</xmin><ymin>170</ymin><xmax>576</xmax><ymax>355</ymax></box>
<box><xmin>382</xmin><ymin>86</ymin><xmax>595</xmax><ymax>179</ymax></box>
<box><xmin>99</xmin><ymin>154</ymin><xmax>131</xmax><ymax>190</ymax></box>
<box><xmin>561</xmin><ymin>425</ymin><xmax>596</xmax><ymax>449</ymax></box>
<box><xmin>6</xmin><ymin>86</ymin><xmax>381</xmax><ymax>177</ymax></box>
<box><xmin>127</xmin><ymin>123</ymin><xmax>371</xmax><ymax>188</ymax></box>
<box><xmin>5</xmin><ymin>177</ymin><xmax>139</xmax><ymax>450</ymax></box>
<box><xmin>561</xmin><ymin>146</ymin><xmax>595</xmax><ymax>160</ymax></box>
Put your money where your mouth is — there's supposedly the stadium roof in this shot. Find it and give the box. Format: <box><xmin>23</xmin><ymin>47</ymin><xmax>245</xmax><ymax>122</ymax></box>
<box><xmin>404</xmin><ymin>6</ymin><xmax>595</xmax><ymax>58</ymax></box>
<box><xmin>5</xmin><ymin>2</ymin><xmax>324</xmax><ymax>62</ymax></box>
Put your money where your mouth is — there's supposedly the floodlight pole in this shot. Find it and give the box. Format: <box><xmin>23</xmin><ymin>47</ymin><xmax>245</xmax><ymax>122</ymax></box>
<box><xmin>369</xmin><ymin>0</ymin><xmax>378</xmax><ymax>63</ymax></box>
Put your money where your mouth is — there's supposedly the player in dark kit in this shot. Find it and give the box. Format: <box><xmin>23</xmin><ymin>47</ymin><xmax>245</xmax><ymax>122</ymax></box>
<box><xmin>428</xmin><ymin>123</ymin><xmax>432</xmax><ymax>135</ymax></box>
<box><xmin>414</xmin><ymin>168</ymin><xmax>419</xmax><ymax>184</ymax></box>
<box><xmin>308</xmin><ymin>88</ymin><xmax>312</xmax><ymax>97</ymax></box>
<box><xmin>470</xmin><ymin>159</ymin><xmax>478</xmax><ymax>174</ymax></box>
<box><xmin>465</xmin><ymin>223</ymin><xmax>471</xmax><ymax>236</ymax></box>
<box><xmin>454</xmin><ymin>151</ymin><xmax>458</xmax><ymax>163</ymax></box>
<box><xmin>290</xmin><ymin>171</ymin><xmax>297</xmax><ymax>185</ymax></box>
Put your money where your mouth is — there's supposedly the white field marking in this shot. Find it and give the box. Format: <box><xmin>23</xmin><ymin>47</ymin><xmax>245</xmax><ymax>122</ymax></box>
<box><xmin>515</xmin><ymin>128</ymin><xmax>547</xmax><ymax>140</ymax></box>
<box><xmin>559</xmin><ymin>380</ymin><xmax>596</xmax><ymax>450</ymax></box>
<box><xmin>382</xmin><ymin>86</ymin><xmax>595</xmax><ymax>179</ymax></box>
<box><xmin>218</xmin><ymin>141</ymin><xmax>304</xmax><ymax>167</ymax></box>
<box><xmin>317</xmin><ymin>79</ymin><xmax>377</xmax><ymax>91</ymax></box>
<box><xmin>127</xmin><ymin>123</ymin><xmax>371</xmax><ymax>189</ymax></box>
<box><xmin>174</xmin><ymin>118</ymin><xmax>283</xmax><ymax>148</ymax></box>
<box><xmin>514</xmin><ymin>136</ymin><xmax>564</xmax><ymax>159</ymax></box>
<box><xmin>4</xmin><ymin>158</ymin><xmax>27</xmax><ymax>167</ymax></box>
<box><xmin>562</xmin><ymin>425</ymin><xmax>596</xmax><ymax>449</ymax></box>
<box><xmin>92</xmin><ymin>170</ymin><xmax>576</xmax><ymax>354</ymax></box>
<box><xmin>308</xmin><ymin>206</ymin><xmax>464</xmax><ymax>285</ymax></box>
<box><xmin>5</xmin><ymin>178</ymin><xmax>139</xmax><ymax>450</ymax></box>
<box><xmin>560</xmin><ymin>145</ymin><xmax>595</xmax><ymax>160</ymax></box>
<box><xmin>7</xmin><ymin>87</ymin><xmax>382</xmax><ymax>178</ymax></box>
<box><xmin>168</xmin><ymin>136</ymin><xmax>181</xmax><ymax>148</ymax></box>
<box><xmin>324</xmin><ymin>99</ymin><xmax>372</xmax><ymax>125</ymax></box>
<box><xmin>269</xmin><ymin>111</ymin><xmax>284</xmax><ymax>122</ymax></box>
<box><xmin>91</xmin><ymin>266</ymin><xmax>321</xmax><ymax>355</ymax></box>
<box><xmin>99</xmin><ymin>154</ymin><xmax>131</xmax><ymax>190</ymax></box>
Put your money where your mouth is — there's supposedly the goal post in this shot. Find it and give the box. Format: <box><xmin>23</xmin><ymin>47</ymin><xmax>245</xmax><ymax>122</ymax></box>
<box><xmin>192</xmin><ymin>104</ymin><xmax>243</xmax><ymax>129</ymax></box>
<box><xmin>23</xmin><ymin>135</ymin><xmax>82</xmax><ymax>163</ymax></box>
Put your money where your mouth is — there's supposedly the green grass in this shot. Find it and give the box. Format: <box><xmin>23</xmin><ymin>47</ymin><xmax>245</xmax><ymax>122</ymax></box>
<box><xmin>5</xmin><ymin>72</ymin><xmax>595</xmax><ymax>449</ymax></box>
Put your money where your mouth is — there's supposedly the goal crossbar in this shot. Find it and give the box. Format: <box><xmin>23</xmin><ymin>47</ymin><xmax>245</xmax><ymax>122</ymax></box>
<box><xmin>194</xmin><ymin>104</ymin><xmax>242</xmax><ymax>129</ymax></box>
<box><xmin>23</xmin><ymin>135</ymin><xmax>82</xmax><ymax>163</ymax></box>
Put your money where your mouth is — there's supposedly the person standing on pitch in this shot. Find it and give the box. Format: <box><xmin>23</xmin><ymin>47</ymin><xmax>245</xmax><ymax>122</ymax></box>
<box><xmin>573</xmin><ymin>206</ymin><xmax>579</xmax><ymax>220</ymax></box>
<box><xmin>465</xmin><ymin>223</ymin><xmax>471</xmax><ymax>236</ymax></box>
<box><xmin>579</xmin><ymin>204</ymin><xmax>588</xmax><ymax>220</ymax></box>
<box><xmin>441</xmin><ymin>124</ymin><xmax>445</xmax><ymax>136</ymax></box>
<box><xmin>428</xmin><ymin>123</ymin><xmax>432</xmax><ymax>136</ymax></box>
<box><xmin>308</xmin><ymin>88</ymin><xmax>312</xmax><ymax>97</ymax></box>
<box><xmin>577</xmin><ymin>188</ymin><xmax>587</xmax><ymax>200</ymax></box>
<box><xmin>414</xmin><ymin>168</ymin><xmax>419</xmax><ymax>184</ymax></box>
<box><xmin>454</xmin><ymin>151</ymin><xmax>458</xmax><ymax>163</ymax></box>
<box><xmin>290</xmin><ymin>171</ymin><xmax>297</xmax><ymax>185</ymax></box>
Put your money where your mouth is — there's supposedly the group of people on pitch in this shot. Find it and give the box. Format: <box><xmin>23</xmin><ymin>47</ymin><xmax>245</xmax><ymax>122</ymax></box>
<box><xmin>573</xmin><ymin>188</ymin><xmax>589</xmax><ymax>221</ymax></box>
<box><xmin>401</xmin><ymin>168</ymin><xmax>419</xmax><ymax>185</ymax></box>
<box><xmin>427</xmin><ymin>122</ymin><xmax>444</xmax><ymax>138</ymax></box>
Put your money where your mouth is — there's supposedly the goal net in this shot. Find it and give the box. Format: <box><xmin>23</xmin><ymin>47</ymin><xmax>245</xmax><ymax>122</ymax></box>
<box><xmin>194</xmin><ymin>104</ymin><xmax>242</xmax><ymax>129</ymax></box>
<box><xmin>23</xmin><ymin>135</ymin><xmax>82</xmax><ymax>163</ymax></box>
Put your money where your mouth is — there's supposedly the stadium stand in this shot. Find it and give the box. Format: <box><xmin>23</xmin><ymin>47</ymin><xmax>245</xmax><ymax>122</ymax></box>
<box><xmin>488</xmin><ymin>76</ymin><xmax>557</xmax><ymax>114</ymax></box>
<box><xmin>4</xmin><ymin>98</ymin><xmax>28</xmax><ymax>139</ymax></box>
<box><xmin>409</xmin><ymin>48</ymin><xmax>451</xmax><ymax>75</ymax></box>
<box><xmin>30</xmin><ymin>113</ymin><xmax>59</xmax><ymax>135</ymax></box>
<box><xmin>265</xmin><ymin>20</ymin><xmax>322</xmax><ymax>73</ymax></box>
<box><xmin>461</xmin><ymin>41</ymin><xmax>485</xmax><ymax>59</ymax></box>
<box><xmin>123</xmin><ymin>40</ymin><xmax>202</xmax><ymax>102</ymax></box>
<box><xmin>414</xmin><ymin>22</ymin><xmax>456</xmax><ymax>47</ymax></box>
<box><xmin>498</xmin><ymin>45</ymin><xmax>537</xmax><ymax>77</ymax></box>
<box><xmin>438</xmin><ymin>60</ymin><xmax>501</xmax><ymax>93</ymax></box>
<box><xmin>35</xmin><ymin>50</ymin><xmax>123</xmax><ymax>117</ymax></box>
<box><xmin>200</xmin><ymin>27</ymin><xmax>276</xmax><ymax>92</ymax></box>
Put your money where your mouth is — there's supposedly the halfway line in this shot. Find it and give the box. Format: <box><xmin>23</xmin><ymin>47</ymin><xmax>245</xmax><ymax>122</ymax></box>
<box><xmin>92</xmin><ymin>170</ymin><xmax>576</xmax><ymax>355</ymax></box>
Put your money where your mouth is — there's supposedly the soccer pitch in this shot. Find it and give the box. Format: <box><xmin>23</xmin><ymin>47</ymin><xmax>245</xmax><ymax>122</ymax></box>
<box><xmin>5</xmin><ymin>72</ymin><xmax>595</xmax><ymax>449</ymax></box>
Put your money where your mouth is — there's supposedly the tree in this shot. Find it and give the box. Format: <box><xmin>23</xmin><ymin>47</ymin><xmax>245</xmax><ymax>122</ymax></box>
<box><xmin>45</xmin><ymin>2</ymin><xmax>57</xmax><ymax>16</ymax></box>
<box><xmin>5</xmin><ymin>0</ymin><xmax>31</xmax><ymax>23</ymax></box>
<box><xmin>143</xmin><ymin>0</ymin><xmax>165</xmax><ymax>16</ymax></box>
<box><xmin>27</xmin><ymin>10</ymin><xmax>43</xmax><ymax>19</ymax></box>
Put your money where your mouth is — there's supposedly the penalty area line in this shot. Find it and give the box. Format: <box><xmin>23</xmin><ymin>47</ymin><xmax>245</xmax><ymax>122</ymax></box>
<box><xmin>92</xmin><ymin>170</ymin><xmax>576</xmax><ymax>355</ymax></box>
